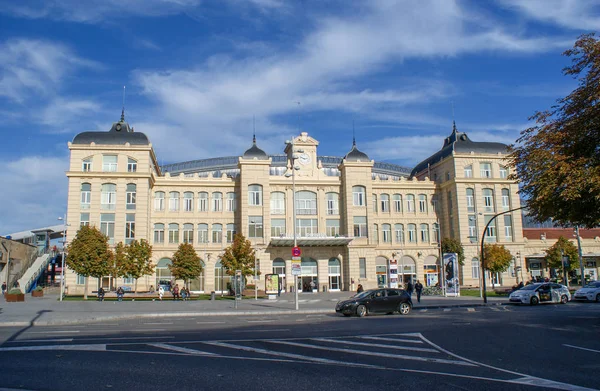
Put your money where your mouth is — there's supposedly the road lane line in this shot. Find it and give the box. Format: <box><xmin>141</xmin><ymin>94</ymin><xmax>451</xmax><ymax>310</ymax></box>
<box><xmin>143</xmin><ymin>322</ymin><xmax>173</xmax><ymax>325</ymax></box>
<box><xmin>358</xmin><ymin>336</ymin><xmax>423</xmax><ymax>344</ymax></box>
<box><xmin>148</xmin><ymin>343</ymin><xmax>216</xmax><ymax>355</ymax></box>
<box><xmin>203</xmin><ymin>341</ymin><xmax>382</xmax><ymax>368</ymax></box>
<box><xmin>27</xmin><ymin>331</ymin><xmax>80</xmax><ymax>334</ymax></box>
<box><xmin>443</xmin><ymin>309</ymin><xmax>451</xmax><ymax>312</ymax></box>
<box><xmin>0</xmin><ymin>344</ymin><xmax>107</xmax><ymax>352</ymax></box>
<box><xmin>5</xmin><ymin>338</ymin><xmax>74</xmax><ymax>343</ymax></box>
<box><xmin>467</xmin><ymin>308</ymin><xmax>475</xmax><ymax>312</ymax></box>
<box><xmin>231</xmin><ymin>329</ymin><xmax>290</xmax><ymax>333</ymax></box>
<box><xmin>196</xmin><ymin>321</ymin><xmax>226</xmax><ymax>324</ymax></box>
<box><xmin>563</xmin><ymin>344</ymin><xmax>600</xmax><ymax>354</ymax></box>
<box><xmin>246</xmin><ymin>320</ymin><xmax>275</xmax><ymax>323</ymax></box>
<box><xmin>311</xmin><ymin>338</ymin><xmax>439</xmax><ymax>353</ymax></box>
<box><xmin>271</xmin><ymin>340</ymin><xmax>475</xmax><ymax>366</ymax></box>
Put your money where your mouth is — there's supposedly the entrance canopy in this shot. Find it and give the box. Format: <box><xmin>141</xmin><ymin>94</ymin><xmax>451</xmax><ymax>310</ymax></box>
<box><xmin>270</xmin><ymin>235</ymin><xmax>353</xmax><ymax>247</ymax></box>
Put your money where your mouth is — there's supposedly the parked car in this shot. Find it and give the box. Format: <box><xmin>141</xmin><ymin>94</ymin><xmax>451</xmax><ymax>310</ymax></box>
<box><xmin>335</xmin><ymin>288</ymin><xmax>412</xmax><ymax>317</ymax></box>
<box><xmin>509</xmin><ymin>283</ymin><xmax>570</xmax><ymax>305</ymax></box>
<box><xmin>573</xmin><ymin>281</ymin><xmax>600</xmax><ymax>302</ymax></box>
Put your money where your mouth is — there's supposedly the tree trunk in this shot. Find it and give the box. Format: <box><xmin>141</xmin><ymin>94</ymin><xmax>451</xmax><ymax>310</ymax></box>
<box><xmin>84</xmin><ymin>276</ymin><xmax>89</xmax><ymax>300</ymax></box>
<box><xmin>134</xmin><ymin>278</ymin><xmax>138</xmax><ymax>295</ymax></box>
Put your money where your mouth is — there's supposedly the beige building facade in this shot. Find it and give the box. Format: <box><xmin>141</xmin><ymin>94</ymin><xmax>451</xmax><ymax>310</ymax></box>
<box><xmin>64</xmin><ymin>115</ymin><xmax>599</xmax><ymax>295</ymax></box>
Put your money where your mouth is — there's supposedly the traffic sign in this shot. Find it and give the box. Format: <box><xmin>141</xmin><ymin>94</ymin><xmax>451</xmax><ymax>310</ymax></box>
<box><xmin>292</xmin><ymin>246</ymin><xmax>301</xmax><ymax>257</ymax></box>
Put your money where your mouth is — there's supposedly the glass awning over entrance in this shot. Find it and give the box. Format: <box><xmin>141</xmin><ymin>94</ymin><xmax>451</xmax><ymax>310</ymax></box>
<box><xmin>270</xmin><ymin>236</ymin><xmax>354</xmax><ymax>247</ymax></box>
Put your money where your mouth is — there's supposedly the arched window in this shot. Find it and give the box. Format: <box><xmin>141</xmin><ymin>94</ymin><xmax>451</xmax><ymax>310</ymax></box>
<box><xmin>81</xmin><ymin>183</ymin><xmax>91</xmax><ymax>209</ymax></box>
<box><xmin>407</xmin><ymin>224</ymin><xmax>417</xmax><ymax>243</ymax></box>
<box><xmin>183</xmin><ymin>223</ymin><xmax>194</xmax><ymax>244</ymax></box>
<box><xmin>248</xmin><ymin>184</ymin><xmax>263</xmax><ymax>206</ymax></box>
<box><xmin>328</xmin><ymin>258</ymin><xmax>341</xmax><ymax>291</ymax></box>
<box><xmin>483</xmin><ymin>188</ymin><xmax>494</xmax><ymax>213</ymax></box>
<box><xmin>395</xmin><ymin>224</ymin><xmax>404</xmax><ymax>244</ymax></box>
<box><xmin>154</xmin><ymin>191</ymin><xmax>165</xmax><ymax>211</ymax></box>
<box><xmin>472</xmin><ymin>257</ymin><xmax>480</xmax><ymax>279</ymax></box>
<box><xmin>153</xmin><ymin>223</ymin><xmax>164</xmax><ymax>244</ymax></box>
<box><xmin>420</xmin><ymin>223</ymin><xmax>429</xmax><ymax>243</ymax></box>
<box><xmin>466</xmin><ymin>188</ymin><xmax>475</xmax><ymax>212</ymax></box>
<box><xmin>501</xmin><ymin>188</ymin><xmax>510</xmax><ymax>210</ymax></box>
<box><xmin>183</xmin><ymin>192</ymin><xmax>194</xmax><ymax>212</ymax></box>
<box><xmin>296</xmin><ymin>191</ymin><xmax>317</xmax><ymax>215</ymax></box>
<box><xmin>406</xmin><ymin>194</ymin><xmax>415</xmax><ymax>213</ymax></box>
<box><xmin>101</xmin><ymin>183</ymin><xmax>116</xmax><ymax>210</ymax></box>
<box><xmin>226</xmin><ymin>224</ymin><xmax>236</xmax><ymax>243</ymax></box>
<box><xmin>418</xmin><ymin>194</ymin><xmax>427</xmax><ymax>213</ymax></box>
<box><xmin>380</xmin><ymin>194</ymin><xmax>390</xmax><ymax>213</ymax></box>
<box><xmin>168</xmin><ymin>223</ymin><xmax>179</xmax><ymax>244</ymax></box>
<box><xmin>373</xmin><ymin>224</ymin><xmax>379</xmax><ymax>243</ymax></box>
<box><xmin>214</xmin><ymin>260</ymin><xmax>231</xmax><ymax>293</ymax></box>
<box><xmin>212</xmin><ymin>192</ymin><xmax>222</xmax><ymax>211</ymax></box>
<box><xmin>212</xmin><ymin>223</ymin><xmax>223</xmax><ymax>243</ymax></box>
<box><xmin>126</xmin><ymin>184</ymin><xmax>136</xmax><ymax>210</ymax></box>
<box><xmin>393</xmin><ymin>194</ymin><xmax>402</xmax><ymax>212</ymax></box>
<box><xmin>226</xmin><ymin>192</ymin><xmax>236</xmax><ymax>212</ymax></box>
<box><xmin>156</xmin><ymin>258</ymin><xmax>172</xmax><ymax>288</ymax></box>
<box><xmin>197</xmin><ymin>223</ymin><xmax>208</xmax><ymax>243</ymax></box>
<box><xmin>326</xmin><ymin>192</ymin><xmax>339</xmax><ymax>215</ymax></box>
<box><xmin>271</xmin><ymin>192</ymin><xmax>285</xmax><ymax>215</ymax></box>
<box><xmin>352</xmin><ymin>186</ymin><xmax>366</xmax><ymax>206</ymax></box>
<box><xmin>169</xmin><ymin>191</ymin><xmax>180</xmax><ymax>212</ymax></box>
<box><xmin>382</xmin><ymin>224</ymin><xmax>391</xmax><ymax>243</ymax></box>
<box><xmin>197</xmin><ymin>192</ymin><xmax>208</xmax><ymax>211</ymax></box>
<box><xmin>273</xmin><ymin>259</ymin><xmax>286</xmax><ymax>275</ymax></box>
<box><xmin>432</xmin><ymin>223</ymin><xmax>440</xmax><ymax>243</ymax></box>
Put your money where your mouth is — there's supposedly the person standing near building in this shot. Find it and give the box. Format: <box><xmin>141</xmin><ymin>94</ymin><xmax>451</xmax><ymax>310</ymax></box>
<box><xmin>158</xmin><ymin>285</ymin><xmax>164</xmax><ymax>301</ymax></box>
<box><xmin>414</xmin><ymin>280</ymin><xmax>423</xmax><ymax>303</ymax></box>
<box><xmin>406</xmin><ymin>280</ymin><xmax>414</xmax><ymax>297</ymax></box>
<box><xmin>1</xmin><ymin>281</ymin><xmax>6</xmax><ymax>296</ymax></box>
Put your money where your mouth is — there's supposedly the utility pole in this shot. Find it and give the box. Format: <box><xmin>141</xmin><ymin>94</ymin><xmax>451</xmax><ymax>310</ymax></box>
<box><xmin>575</xmin><ymin>226</ymin><xmax>585</xmax><ymax>286</ymax></box>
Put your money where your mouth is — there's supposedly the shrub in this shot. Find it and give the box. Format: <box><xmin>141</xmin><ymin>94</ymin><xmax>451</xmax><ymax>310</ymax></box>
<box><xmin>8</xmin><ymin>288</ymin><xmax>23</xmax><ymax>295</ymax></box>
<box><xmin>34</xmin><ymin>286</ymin><xmax>43</xmax><ymax>292</ymax></box>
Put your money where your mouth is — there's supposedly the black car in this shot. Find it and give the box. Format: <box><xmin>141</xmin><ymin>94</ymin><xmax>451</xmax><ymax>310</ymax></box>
<box><xmin>335</xmin><ymin>288</ymin><xmax>413</xmax><ymax>317</ymax></box>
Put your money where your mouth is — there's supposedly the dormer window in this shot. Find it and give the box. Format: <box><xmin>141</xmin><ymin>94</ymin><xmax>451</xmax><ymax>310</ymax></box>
<box><xmin>499</xmin><ymin>166</ymin><xmax>508</xmax><ymax>179</ymax></box>
<box><xmin>102</xmin><ymin>155</ymin><xmax>117</xmax><ymax>172</ymax></box>
<box><xmin>127</xmin><ymin>158</ymin><xmax>137</xmax><ymax>173</ymax></box>
<box><xmin>82</xmin><ymin>158</ymin><xmax>92</xmax><ymax>172</ymax></box>
<box><xmin>480</xmin><ymin>162</ymin><xmax>492</xmax><ymax>178</ymax></box>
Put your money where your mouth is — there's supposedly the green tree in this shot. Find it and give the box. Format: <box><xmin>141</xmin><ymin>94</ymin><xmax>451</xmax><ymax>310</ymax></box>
<box><xmin>441</xmin><ymin>237</ymin><xmax>465</xmax><ymax>265</ymax></box>
<box><xmin>544</xmin><ymin>236</ymin><xmax>579</xmax><ymax>278</ymax></box>
<box><xmin>483</xmin><ymin>244</ymin><xmax>513</xmax><ymax>286</ymax></box>
<box><xmin>509</xmin><ymin>34</ymin><xmax>600</xmax><ymax>228</ymax></box>
<box><xmin>122</xmin><ymin>239</ymin><xmax>154</xmax><ymax>294</ymax></box>
<box><xmin>169</xmin><ymin>243</ymin><xmax>203</xmax><ymax>288</ymax></box>
<box><xmin>220</xmin><ymin>233</ymin><xmax>258</xmax><ymax>279</ymax></box>
<box><xmin>113</xmin><ymin>242</ymin><xmax>127</xmax><ymax>280</ymax></box>
<box><xmin>66</xmin><ymin>225</ymin><xmax>113</xmax><ymax>300</ymax></box>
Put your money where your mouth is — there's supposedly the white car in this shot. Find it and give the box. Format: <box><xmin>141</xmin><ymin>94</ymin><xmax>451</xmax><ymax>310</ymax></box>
<box><xmin>509</xmin><ymin>283</ymin><xmax>570</xmax><ymax>305</ymax></box>
<box><xmin>573</xmin><ymin>281</ymin><xmax>600</xmax><ymax>302</ymax></box>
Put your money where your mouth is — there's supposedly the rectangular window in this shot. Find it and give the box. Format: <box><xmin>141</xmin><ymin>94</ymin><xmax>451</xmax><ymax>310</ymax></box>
<box><xmin>359</xmin><ymin>258</ymin><xmax>367</xmax><ymax>279</ymax></box>
<box><xmin>502</xmin><ymin>190</ymin><xmax>510</xmax><ymax>210</ymax></box>
<box><xmin>169</xmin><ymin>192</ymin><xmax>180</xmax><ymax>212</ymax></box>
<box><xmin>407</xmin><ymin>224</ymin><xmax>417</xmax><ymax>243</ymax></box>
<box><xmin>353</xmin><ymin>187</ymin><xmax>365</xmax><ymax>206</ymax></box>
<box><xmin>393</xmin><ymin>195</ymin><xmax>402</xmax><ymax>213</ymax></box>
<box><xmin>101</xmin><ymin>184</ymin><xmax>116</xmax><ymax>210</ymax></box>
<box><xmin>499</xmin><ymin>166</ymin><xmax>508</xmax><ymax>179</ymax></box>
<box><xmin>270</xmin><ymin>193</ymin><xmax>285</xmax><ymax>215</ymax></box>
<box><xmin>100</xmin><ymin>213</ymin><xmax>115</xmax><ymax>245</ymax></box>
<box><xmin>168</xmin><ymin>224</ymin><xmax>179</xmax><ymax>244</ymax></box>
<box><xmin>183</xmin><ymin>224</ymin><xmax>194</xmax><ymax>244</ymax></box>
<box><xmin>127</xmin><ymin>159</ymin><xmax>137</xmax><ymax>173</ymax></box>
<box><xmin>480</xmin><ymin>162</ymin><xmax>492</xmax><ymax>178</ymax></box>
<box><xmin>125</xmin><ymin>214</ymin><xmax>135</xmax><ymax>244</ymax></box>
<box><xmin>81</xmin><ymin>188</ymin><xmax>91</xmax><ymax>209</ymax></box>
<box><xmin>466</xmin><ymin>189</ymin><xmax>475</xmax><ymax>213</ymax></box>
<box><xmin>395</xmin><ymin>224</ymin><xmax>404</xmax><ymax>244</ymax></box>
<box><xmin>271</xmin><ymin>219</ymin><xmax>286</xmax><ymax>237</ymax></box>
<box><xmin>326</xmin><ymin>220</ymin><xmax>340</xmax><ymax>237</ymax></box>
<box><xmin>326</xmin><ymin>193</ymin><xmax>339</xmax><ymax>215</ymax></box>
<box><xmin>184</xmin><ymin>193</ymin><xmax>194</xmax><ymax>212</ymax></box>
<box><xmin>82</xmin><ymin>159</ymin><xmax>91</xmax><ymax>172</ymax></box>
<box><xmin>468</xmin><ymin>215</ymin><xmax>477</xmax><ymax>243</ymax></box>
<box><xmin>248</xmin><ymin>216</ymin><xmax>263</xmax><ymax>238</ymax></box>
<box><xmin>212</xmin><ymin>225</ymin><xmax>222</xmax><ymax>244</ymax></box>
<box><xmin>472</xmin><ymin>260</ymin><xmax>480</xmax><ymax>280</ymax></box>
<box><xmin>154</xmin><ymin>192</ymin><xmax>164</xmax><ymax>211</ymax></box>
<box><xmin>381</xmin><ymin>195</ymin><xmax>389</xmax><ymax>213</ymax></box>
<box><xmin>420</xmin><ymin>224</ymin><xmax>429</xmax><ymax>243</ymax></box>
<box><xmin>484</xmin><ymin>215</ymin><xmax>497</xmax><ymax>243</ymax></box>
<box><xmin>406</xmin><ymin>195</ymin><xmax>415</xmax><ymax>213</ymax></box>
<box><xmin>198</xmin><ymin>224</ymin><xmax>208</xmax><ymax>243</ymax></box>
<box><xmin>297</xmin><ymin>219</ymin><xmax>318</xmax><ymax>237</ymax></box>
<box><xmin>248</xmin><ymin>185</ymin><xmax>262</xmax><ymax>206</ymax></box>
<box><xmin>102</xmin><ymin>155</ymin><xmax>117</xmax><ymax>172</ymax></box>
<box><xmin>504</xmin><ymin>215</ymin><xmax>513</xmax><ymax>241</ymax></box>
<box><xmin>382</xmin><ymin>225</ymin><xmax>391</xmax><ymax>243</ymax></box>
<box><xmin>76</xmin><ymin>274</ymin><xmax>86</xmax><ymax>285</ymax></box>
<box><xmin>372</xmin><ymin>194</ymin><xmax>377</xmax><ymax>213</ymax></box>
<box><xmin>418</xmin><ymin>195</ymin><xmax>427</xmax><ymax>213</ymax></box>
<box><xmin>126</xmin><ymin>185</ymin><xmax>136</xmax><ymax>210</ymax></box>
<box><xmin>154</xmin><ymin>224</ymin><xmax>164</xmax><ymax>244</ymax></box>
<box><xmin>373</xmin><ymin>224</ymin><xmax>379</xmax><ymax>244</ymax></box>
<box><xmin>80</xmin><ymin>213</ymin><xmax>90</xmax><ymax>227</ymax></box>
<box><xmin>212</xmin><ymin>193</ymin><xmax>222</xmax><ymax>212</ymax></box>
<box><xmin>464</xmin><ymin>165</ymin><xmax>472</xmax><ymax>178</ymax></box>
<box><xmin>483</xmin><ymin>190</ymin><xmax>494</xmax><ymax>213</ymax></box>
<box><xmin>226</xmin><ymin>224</ymin><xmax>236</xmax><ymax>243</ymax></box>
<box><xmin>295</xmin><ymin>192</ymin><xmax>317</xmax><ymax>215</ymax></box>
<box><xmin>353</xmin><ymin>216</ymin><xmax>367</xmax><ymax>238</ymax></box>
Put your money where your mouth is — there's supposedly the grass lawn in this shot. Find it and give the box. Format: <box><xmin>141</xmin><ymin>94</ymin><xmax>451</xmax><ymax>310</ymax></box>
<box><xmin>61</xmin><ymin>294</ymin><xmax>267</xmax><ymax>301</ymax></box>
<box><xmin>460</xmin><ymin>289</ymin><xmax>509</xmax><ymax>297</ymax></box>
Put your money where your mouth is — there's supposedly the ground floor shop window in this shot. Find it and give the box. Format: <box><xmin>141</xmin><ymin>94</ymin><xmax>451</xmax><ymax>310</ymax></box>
<box><xmin>273</xmin><ymin>258</ymin><xmax>286</xmax><ymax>292</ymax></box>
<box><xmin>301</xmin><ymin>258</ymin><xmax>318</xmax><ymax>292</ymax></box>
<box><xmin>328</xmin><ymin>258</ymin><xmax>341</xmax><ymax>291</ymax></box>
<box><xmin>156</xmin><ymin>258</ymin><xmax>173</xmax><ymax>291</ymax></box>
<box><xmin>423</xmin><ymin>255</ymin><xmax>439</xmax><ymax>287</ymax></box>
<box><xmin>214</xmin><ymin>260</ymin><xmax>231</xmax><ymax>293</ymax></box>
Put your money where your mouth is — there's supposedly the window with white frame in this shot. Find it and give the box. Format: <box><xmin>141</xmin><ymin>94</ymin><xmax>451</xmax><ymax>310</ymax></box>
<box><xmin>127</xmin><ymin>158</ymin><xmax>137</xmax><ymax>173</ymax></box>
<box><xmin>352</xmin><ymin>186</ymin><xmax>366</xmax><ymax>206</ymax></box>
<box><xmin>420</xmin><ymin>223</ymin><xmax>429</xmax><ymax>243</ymax></box>
<box><xmin>197</xmin><ymin>223</ymin><xmax>208</xmax><ymax>243</ymax></box>
<box><xmin>407</xmin><ymin>224</ymin><xmax>417</xmax><ymax>243</ymax></box>
<box><xmin>326</xmin><ymin>220</ymin><xmax>340</xmax><ymax>236</ymax></box>
<box><xmin>504</xmin><ymin>215</ymin><xmax>513</xmax><ymax>241</ymax></box>
<box><xmin>359</xmin><ymin>258</ymin><xmax>367</xmax><ymax>279</ymax></box>
<box><xmin>100</xmin><ymin>213</ymin><xmax>115</xmax><ymax>244</ymax></box>
<box><xmin>372</xmin><ymin>194</ymin><xmax>378</xmax><ymax>213</ymax></box>
<box><xmin>326</xmin><ymin>192</ymin><xmax>339</xmax><ymax>215</ymax></box>
<box><xmin>381</xmin><ymin>194</ymin><xmax>390</xmax><ymax>213</ymax></box>
<box><xmin>212</xmin><ymin>192</ymin><xmax>222</xmax><ymax>212</ymax></box>
<box><xmin>499</xmin><ymin>166</ymin><xmax>508</xmax><ymax>179</ymax></box>
<box><xmin>418</xmin><ymin>194</ymin><xmax>427</xmax><ymax>213</ymax></box>
<box><xmin>395</xmin><ymin>224</ymin><xmax>405</xmax><ymax>243</ymax></box>
<box><xmin>125</xmin><ymin>214</ymin><xmax>135</xmax><ymax>244</ymax></box>
<box><xmin>81</xmin><ymin>183</ymin><xmax>91</xmax><ymax>209</ymax></box>
<box><xmin>183</xmin><ymin>192</ymin><xmax>194</xmax><ymax>212</ymax></box>
<box><xmin>80</xmin><ymin>213</ymin><xmax>90</xmax><ymax>227</ymax></box>
<box><xmin>248</xmin><ymin>216</ymin><xmax>263</xmax><ymax>238</ymax></box>
<box><xmin>271</xmin><ymin>219</ymin><xmax>285</xmax><ymax>237</ymax></box>
<box><xmin>183</xmin><ymin>223</ymin><xmax>194</xmax><ymax>244</ymax></box>
<box><xmin>501</xmin><ymin>188</ymin><xmax>510</xmax><ymax>210</ymax></box>
<box><xmin>480</xmin><ymin>162</ymin><xmax>492</xmax><ymax>178</ymax></box>
<box><xmin>295</xmin><ymin>191</ymin><xmax>317</xmax><ymax>215</ymax></box>
<box><xmin>154</xmin><ymin>223</ymin><xmax>164</xmax><ymax>244</ymax></box>
<box><xmin>82</xmin><ymin>158</ymin><xmax>92</xmax><ymax>172</ymax></box>
<box><xmin>406</xmin><ymin>194</ymin><xmax>415</xmax><ymax>212</ymax></box>
<box><xmin>468</xmin><ymin>215</ymin><xmax>477</xmax><ymax>243</ymax></box>
<box><xmin>168</xmin><ymin>223</ymin><xmax>179</xmax><ymax>244</ymax></box>
<box><xmin>466</xmin><ymin>188</ymin><xmax>475</xmax><ymax>213</ymax></box>
<box><xmin>126</xmin><ymin>184</ymin><xmax>136</xmax><ymax>210</ymax></box>
<box><xmin>169</xmin><ymin>192</ymin><xmax>180</xmax><ymax>212</ymax></box>
<box><xmin>212</xmin><ymin>223</ymin><xmax>222</xmax><ymax>243</ymax></box>
<box><xmin>431</xmin><ymin>195</ymin><xmax>438</xmax><ymax>213</ymax></box>
<box><xmin>373</xmin><ymin>224</ymin><xmax>379</xmax><ymax>243</ymax></box>
<box><xmin>353</xmin><ymin>216</ymin><xmax>367</xmax><ymax>237</ymax></box>
<box><xmin>382</xmin><ymin>224</ymin><xmax>391</xmax><ymax>243</ymax></box>
<box><xmin>248</xmin><ymin>184</ymin><xmax>263</xmax><ymax>206</ymax></box>
<box><xmin>393</xmin><ymin>194</ymin><xmax>402</xmax><ymax>212</ymax></box>
<box><xmin>76</xmin><ymin>274</ymin><xmax>86</xmax><ymax>285</ymax></box>
<box><xmin>154</xmin><ymin>191</ymin><xmax>165</xmax><ymax>211</ymax></box>
<box><xmin>226</xmin><ymin>192</ymin><xmax>236</xmax><ymax>212</ymax></box>
<box><xmin>226</xmin><ymin>224</ymin><xmax>236</xmax><ymax>243</ymax></box>
<box><xmin>198</xmin><ymin>192</ymin><xmax>208</xmax><ymax>212</ymax></box>
<box><xmin>297</xmin><ymin>219</ymin><xmax>318</xmax><ymax>236</ymax></box>
<box><xmin>464</xmin><ymin>165</ymin><xmax>472</xmax><ymax>178</ymax></box>
<box><xmin>483</xmin><ymin>188</ymin><xmax>494</xmax><ymax>213</ymax></box>
<box><xmin>101</xmin><ymin>183</ymin><xmax>116</xmax><ymax>210</ymax></box>
<box><xmin>472</xmin><ymin>257</ymin><xmax>480</xmax><ymax>279</ymax></box>
<box><xmin>484</xmin><ymin>215</ymin><xmax>497</xmax><ymax>242</ymax></box>
<box><xmin>270</xmin><ymin>192</ymin><xmax>285</xmax><ymax>215</ymax></box>
<box><xmin>102</xmin><ymin>155</ymin><xmax>117</xmax><ymax>172</ymax></box>
<box><xmin>432</xmin><ymin>223</ymin><xmax>440</xmax><ymax>243</ymax></box>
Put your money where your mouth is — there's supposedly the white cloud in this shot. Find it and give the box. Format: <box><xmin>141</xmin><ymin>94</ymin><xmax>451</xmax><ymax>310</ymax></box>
<box><xmin>498</xmin><ymin>0</ymin><xmax>600</xmax><ymax>31</ymax></box>
<box><xmin>0</xmin><ymin>156</ymin><xmax>69</xmax><ymax>235</ymax></box>
<box><xmin>39</xmin><ymin>98</ymin><xmax>103</xmax><ymax>130</ymax></box>
<box><xmin>364</xmin><ymin>135</ymin><xmax>446</xmax><ymax>167</ymax></box>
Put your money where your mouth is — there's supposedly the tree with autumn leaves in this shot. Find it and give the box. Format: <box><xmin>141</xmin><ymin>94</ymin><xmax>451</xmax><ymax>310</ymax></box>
<box><xmin>510</xmin><ymin>34</ymin><xmax>600</xmax><ymax>228</ymax></box>
<box><xmin>220</xmin><ymin>233</ymin><xmax>258</xmax><ymax>281</ymax></box>
<box><xmin>169</xmin><ymin>243</ymin><xmax>203</xmax><ymax>289</ymax></box>
<box><xmin>544</xmin><ymin>236</ymin><xmax>579</xmax><ymax>279</ymax></box>
<box><xmin>483</xmin><ymin>243</ymin><xmax>513</xmax><ymax>286</ymax></box>
<box><xmin>114</xmin><ymin>239</ymin><xmax>154</xmax><ymax>294</ymax></box>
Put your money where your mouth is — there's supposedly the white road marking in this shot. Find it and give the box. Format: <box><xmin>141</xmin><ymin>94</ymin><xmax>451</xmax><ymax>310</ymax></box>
<box><xmin>311</xmin><ymin>338</ymin><xmax>439</xmax><ymax>353</ymax></box>
<box><xmin>270</xmin><ymin>340</ymin><xmax>475</xmax><ymax>367</ymax></box>
<box><xmin>306</xmin><ymin>314</ymin><xmax>325</xmax><ymax>317</ymax></box>
<box><xmin>28</xmin><ymin>331</ymin><xmax>80</xmax><ymax>334</ymax></box>
<box><xmin>148</xmin><ymin>343</ymin><xmax>215</xmax><ymax>355</ymax></box>
<box><xmin>467</xmin><ymin>308</ymin><xmax>475</xmax><ymax>312</ymax></box>
<box><xmin>231</xmin><ymin>329</ymin><xmax>290</xmax><ymax>333</ymax></box>
<box><xmin>563</xmin><ymin>344</ymin><xmax>600</xmax><ymax>354</ymax></box>
<box><xmin>357</xmin><ymin>336</ymin><xmax>423</xmax><ymax>344</ymax></box>
<box><xmin>93</xmin><ymin>324</ymin><xmax>119</xmax><ymax>326</ymax></box>
<box><xmin>246</xmin><ymin>320</ymin><xmax>274</xmax><ymax>323</ymax></box>
<box><xmin>136</xmin><ymin>329</ymin><xmax>166</xmax><ymax>332</ymax></box>
<box><xmin>443</xmin><ymin>309</ymin><xmax>451</xmax><ymax>312</ymax></box>
<box><xmin>142</xmin><ymin>322</ymin><xmax>173</xmax><ymax>325</ymax></box>
<box><xmin>420</xmin><ymin>309</ymin><xmax>428</xmax><ymax>312</ymax></box>
<box><xmin>6</xmin><ymin>338</ymin><xmax>74</xmax><ymax>343</ymax></box>
<box><xmin>0</xmin><ymin>344</ymin><xmax>106</xmax><ymax>352</ymax></box>
<box><xmin>203</xmin><ymin>341</ymin><xmax>381</xmax><ymax>368</ymax></box>
<box><xmin>196</xmin><ymin>321</ymin><xmax>226</xmax><ymax>324</ymax></box>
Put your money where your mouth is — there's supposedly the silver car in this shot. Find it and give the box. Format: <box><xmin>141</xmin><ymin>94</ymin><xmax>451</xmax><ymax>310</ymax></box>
<box><xmin>509</xmin><ymin>283</ymin><xmax>570</xmax><ymax>305</ymax></box>
<box><xmin>573</xmin><ymin>281</ymin><xmax>600</xmax><ymax>302</ymax></box>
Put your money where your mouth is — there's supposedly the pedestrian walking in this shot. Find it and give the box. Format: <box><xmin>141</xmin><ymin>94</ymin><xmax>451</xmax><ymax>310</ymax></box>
<box><xmin>406</xmin><ymin>280</ymin><xmax>414</xmax><ymax>297</ymax></box>
<box><xmin>173</xmin><ymin>284</ymin><xmax>180</xmax><ymax>301</ymax></box>
<box><xmin>357</xmin><ymin>284</ymin><xmax>364</xmax><ymax>293</ymax></box>
<box><xmin>116</xmin><ymin>286</ymin><xmax>125</xmax><ymax>302</ymax></box>
<box><xmin>414</xmin><ymin>280</ymin><xmax>423</xmax><ymax>303</ymax></box>
<box><xmin>158</xmin><ymin>285</ymin><xmax>164</xmax><ymax>301</ymax></box>
<box><xmin>1</xmin><ymin>281</ymin><xmax>6</xmax><ymax>296</ymax></box>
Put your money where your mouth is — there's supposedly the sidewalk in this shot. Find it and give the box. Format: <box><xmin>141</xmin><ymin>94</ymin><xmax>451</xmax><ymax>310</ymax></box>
<box><xmin>0</xmin><ymin>290</ymin><xmax>506</xmax><ymax>327</ymax></box>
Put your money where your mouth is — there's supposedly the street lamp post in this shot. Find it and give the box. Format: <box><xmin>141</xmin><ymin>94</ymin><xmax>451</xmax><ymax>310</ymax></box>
<box><xmin>285</xmin><ymin>137</ymin><xmax>302</xmax><ymax>311</ymax></box>
<box><xmin>575</xmin><ymin>226</ymin><xmax>585</xmax><ymax>286</ymax></box>
<box><xmin>57</xmin><ymin>214</ymin><xmax>69</xmax><ymax>302</ymax></box>
<box><xmin>480</xmin><ymin>206</ymin><xmax>524</xmax><ymax>304</ymax></box>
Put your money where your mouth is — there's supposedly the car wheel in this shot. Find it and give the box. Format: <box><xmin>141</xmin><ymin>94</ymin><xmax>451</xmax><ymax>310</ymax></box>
<box><xmin>398</xmin><ymin>302</ymin><xmax>412</xmax><ymax>315</ymax></box>
<box><xmin>530</xmin><ymin>296</ymin><xmax>539</xmax><ymax>305</ymax></box>
<box><xmin>356</xmin><ymin>305</ymin><xmax>367</xmax><ymax>317</ymax></box>
<box><xmin>560</xmin><ymin>295</ymin><xmax>568</xmax><ymax>304</ymax></box>
<box><xmin>596</xmin><ymin>293</ymin><xmax>600</xmax><ymax>303</ymax></box>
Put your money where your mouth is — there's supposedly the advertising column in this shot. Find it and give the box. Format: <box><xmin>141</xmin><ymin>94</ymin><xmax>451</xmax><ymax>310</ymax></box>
<box><xmin>443</xmin><ymin>253</ymin><xmax>460</xmax><ymax>297</ymax></box>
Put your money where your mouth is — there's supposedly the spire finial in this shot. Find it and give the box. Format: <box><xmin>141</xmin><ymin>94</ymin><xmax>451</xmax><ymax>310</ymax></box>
<box><xmin>352</xmin><ymin>119</ymin><xmax>356</xmax><ymax>146</ymax></box>
<box><xmin>253</xmin><ymin>115</ymin><xmax>256</xmax><ymax>143</ymax></box>
<box><xmin>121</xmin><ymin>85</ymin><xmax>126</xmax><ymax>122</ymax></box>
<box><xmin>452</xmin><ymin>120</ymin><xmax>457</xmax><ymax>133</ymax></box>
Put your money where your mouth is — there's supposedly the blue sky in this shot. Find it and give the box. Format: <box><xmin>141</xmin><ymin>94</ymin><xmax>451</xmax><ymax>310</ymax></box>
<box><xmin>1</xmin><ymin>0</ymin><xmax>599</xmax><ymax>235</ymax></box>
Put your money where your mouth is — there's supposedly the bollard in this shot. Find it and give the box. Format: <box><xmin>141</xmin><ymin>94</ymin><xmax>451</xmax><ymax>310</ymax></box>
<box><xmin>210</xmin><ymin>291</ymin><xmax>215</xmax><ymax>301</ymax></box>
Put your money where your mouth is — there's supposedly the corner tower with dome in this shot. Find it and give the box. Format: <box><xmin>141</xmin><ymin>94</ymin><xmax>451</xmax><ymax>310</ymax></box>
<box><xmin>65</xmin><ymin>115</ymin><xmax>525</xmax><ymax>295</ymax></box>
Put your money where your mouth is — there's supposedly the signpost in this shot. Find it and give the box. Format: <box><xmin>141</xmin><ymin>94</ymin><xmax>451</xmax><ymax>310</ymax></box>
<box><xmin>292</xmin><ymin>246</ymin><xmax>301</xmax><ymax>257</ymax></box>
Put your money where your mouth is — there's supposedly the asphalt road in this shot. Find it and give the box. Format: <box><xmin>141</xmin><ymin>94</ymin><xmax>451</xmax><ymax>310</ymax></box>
<box><xmin>0</xmin><ymin>303</ymin><xmax>598</xmax><ymax>391</ymax></box>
